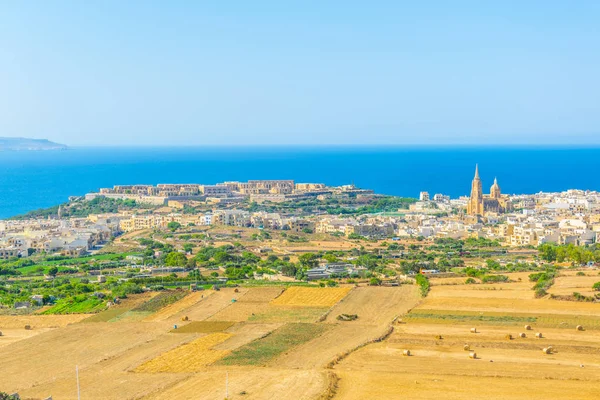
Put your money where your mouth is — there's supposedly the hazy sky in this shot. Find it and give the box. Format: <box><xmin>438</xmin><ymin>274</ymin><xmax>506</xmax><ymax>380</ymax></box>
<box><xmin>1</xmin><ymin>1</ymin><xmax>599</xmax><ymax>146</ymax></box>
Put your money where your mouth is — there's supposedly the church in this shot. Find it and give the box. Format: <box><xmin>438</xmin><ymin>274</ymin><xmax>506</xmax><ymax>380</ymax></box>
<box><xmin>467</xmin><ymin>165</ymin><xmax>511</xmax><ymax>216</ymax></box>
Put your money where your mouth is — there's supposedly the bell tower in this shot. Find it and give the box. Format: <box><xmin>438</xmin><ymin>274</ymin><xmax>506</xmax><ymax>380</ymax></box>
<box><xmin>467</xmin><ymin>164</ymin><xmax>483</xmax><ymax>215</ymax></box>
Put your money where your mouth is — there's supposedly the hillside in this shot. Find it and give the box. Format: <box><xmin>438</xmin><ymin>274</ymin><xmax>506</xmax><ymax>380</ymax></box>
<box><xmin>0</xmin><ymin>137</ymin><xmax>67</xmax><ymax>151</ymax></box>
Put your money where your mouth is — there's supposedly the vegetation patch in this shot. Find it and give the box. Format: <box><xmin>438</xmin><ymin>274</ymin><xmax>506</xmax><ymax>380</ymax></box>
<box><xmin>529</xmin><ymin>269</ymin><xmax>557</xmax><ymax>297</ymax></box>
<box><xmin>171</xmin><ymin>321</ymin><xmax>235</xmax><ymax>333</ymax></box>
<box><xmin>407</xmin><ymin>309</ymin><xmax>600</xmax><ymax>329</ymax></box>
<box><xmin>415</xmin><ymin>274</ymin><xmax>430</xmax><ymax>297</ymax></box>
<box><xmin>216</xmin><ymin>322</ymin><xmax>329</xmax><ymax>366</ymax></box>
<box><xmin>41</xmin><ymin>295</ymin><xmax>105</xmax><ymax>315</ymax></box>
<box><xmin>336</xmin><ymin>314</ymin><xmax>358</xmax><ymax>321</ymax></box>
<box><xmin>131</xmin><ymin>290</ymin><xmax>188</xmax><ymax>313</ymax></box>
<box><xmin>406</xmin><ymin>311</ymin><xmax>536</xmax><ymax>324</ymax></box>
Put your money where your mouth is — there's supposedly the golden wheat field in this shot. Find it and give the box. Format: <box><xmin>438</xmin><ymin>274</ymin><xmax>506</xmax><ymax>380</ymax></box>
<box><xmin>271</xmin><ymin>286</ymin><xmax>352</xmax><ymax>307</ymax></box>
<box><xmin>134</xmin><ymin>333</ymin><xmax>232</xmax><ymax>373</ymax></box>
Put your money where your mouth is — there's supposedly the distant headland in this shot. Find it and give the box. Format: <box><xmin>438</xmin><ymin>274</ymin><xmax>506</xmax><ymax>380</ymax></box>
<box><xmin>0</xmin><ymin>137</ymin><xmax>68</xmax><ymax>151</ymax></box>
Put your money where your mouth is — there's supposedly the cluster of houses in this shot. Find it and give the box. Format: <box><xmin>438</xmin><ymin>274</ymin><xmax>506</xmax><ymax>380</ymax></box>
<box><xmin>0</xmin><ymin>217</ymin><xmax>120</xmax><ymax>259</ymax></box>
<box><xmin>90</xmin><ymin>180</ymin><xmax>374</xmax><ymax>206</ymax></box>
<box><xmin>406</xmin><ymin>189</ymin><xmax>600</xmax><ymax>246</ymax></box>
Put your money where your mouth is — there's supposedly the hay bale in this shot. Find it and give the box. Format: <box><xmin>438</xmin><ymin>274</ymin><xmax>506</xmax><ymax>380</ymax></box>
<box><xmin>576</xmin><ymin>325</ymin><xmax>584</xmax><ymax>331</ymax></box>
<box><xmin>435</xmin><ymin>334</ymin><xmax>443</xmax><ymax>340</ymax></box>
<box><xmin>505</xmin><ymin>334</ymin><xmax>513</xmax><ymax>340</ymax></box>
<box><xmin>535</xmin><ymin>332</ymin><xmax>543</xmax><ymax>338</ymax></box>
<box><xmin>181</xmin><ymin>316</ymin><xmax>189</xmax><ymax>321</ymax></box>
<box><xmin>0</xmin><ymin>331</ymin><xmax>3</xmax><ymax>336</ymax></box>
<box><xmin>463</xmin><ymin>344</ymin><xmax>470</xmax><ymax>351</ymax></box>
<box><xmin>24</xmin><ymin>325</ymin><xmax>31</xmax><ymax>330</ymax></box>
<box><xmin>469</xmin><ymin>351</ymin><xmax>477</xmax><ymax>359</ymax></box>
<box><xmin>403</xmin><ymin>350</ymin><xmax>411</xmax><ymax>356</ymax></box>
<box><xmin>524</xmin><ymin>325</ymin><xmax>532</xmax><ymax>330</ymax></box>
<box><xmin>519</xmin><ymin>332</ymin><xmax>526</xmax><ymax>338</ymax></box>
<box><xmin>470</xmin><ymin>328</ymin><xmax>477</xmax><ymax>333</ymax></box>
<box><xmin>542</xmin><ymin>347</ymin><xmax>552</xmax><ymax>354</ymax></box>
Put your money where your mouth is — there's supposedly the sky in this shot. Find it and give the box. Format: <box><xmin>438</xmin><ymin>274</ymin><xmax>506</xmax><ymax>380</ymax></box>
<box><xmin>1</xmin><ymin>1</ymin><xmax>599</xmax><ymax>146</ymax></box>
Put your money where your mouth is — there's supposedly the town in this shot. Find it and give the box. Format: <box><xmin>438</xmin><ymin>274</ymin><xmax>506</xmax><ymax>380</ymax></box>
<box><xmin>2</xmin><ymin>168</ymin><xmax>600</xmax><ymax>261</ymax></box>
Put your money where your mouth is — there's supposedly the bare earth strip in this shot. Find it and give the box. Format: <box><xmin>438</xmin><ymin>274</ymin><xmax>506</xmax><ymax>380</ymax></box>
<box><xmin>19</xmin><ymin>330</ymin><xmax>199</xmax><ymax>400</ymax></box>
<box><xmin>325</xmin><ymin>286</ymin><xmax>421</xmax><ymax>325</ymax></box>
<box><xmin>0</xmin><ymin>322</ymin><xmax>180</xmax><ymax>393</ymax></box>
<box><xmin>0</xmin><ymin>314</ymin><xmax>90</xmax><ymax>329</ymax></box>
<box><xmin>180</xmin><ymin>288</ymin><xmax>249</xmax><ymax>321</ymax></box>
<box><xmin>0</xmin><ymin>327</ymin><xmax>54</xmax><ymax>348</ymax></box>
<box><xmin>139</xmin><ymin>367</ymin><xmax>327</xmax><ymax>400</ymax></box>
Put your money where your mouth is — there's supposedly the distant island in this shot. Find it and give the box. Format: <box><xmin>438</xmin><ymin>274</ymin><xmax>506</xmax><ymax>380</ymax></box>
<box><xmin>0</xmin><ymin>137</ymin><xmax>68</xmax><ymax>151</ymax></box>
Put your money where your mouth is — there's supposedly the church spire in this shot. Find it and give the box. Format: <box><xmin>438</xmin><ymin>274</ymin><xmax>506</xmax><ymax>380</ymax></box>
<box><xmin>474</xmin><ymin>164</ymin><xmax>480</xmax><ymax>180</ymax></box>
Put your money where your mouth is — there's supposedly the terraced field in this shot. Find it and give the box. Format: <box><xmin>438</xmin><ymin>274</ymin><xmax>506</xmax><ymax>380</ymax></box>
<box><xmin>135</xmin><ymin>333</ymin><xmax>232</xmax><ymax>372</ymax></box>
<box><xmin>334</xmin><ymin>273</ymin><xmax>600</xmax><ymax>400</ymax></box>
<box><xmin>5</xmin><ymin>276</ymin><xmax>597</xmax><ymax>399</ymax></box>
<box><xmin>271</xmin><ymin>286</ymin><xmax>351</xmax><ymax>307</ymax></box>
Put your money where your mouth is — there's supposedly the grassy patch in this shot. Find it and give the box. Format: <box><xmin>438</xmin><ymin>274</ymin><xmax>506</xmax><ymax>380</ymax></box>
<box><xmin>248</xmin><ymin>306</ymin><xmax>328</xmax><ymax>323</ymax></box>
<box><xmin>42</xmin><ymin>296</ymin><xmax>105</xmax><ymax>315</ymax></box>
<box><xmin>131</xmin><ymin>290</ymin><xmax>188</xmax><ymax>313</ymax></box>
<box><xmin>406</xmin><ymin>311</ymin><xmax>536</xmax><ymax>324</ymax></box>
<box><xmin>216</xmin><ymin>322</ymin><xmax>329</xmax><ymax>366</ymax></box>
<box><xmin>406</xmin><ymin>309</ymin><xmax>600</xmax><ymax>329</ymax></box>
<box><xmin>171</xmin><ymin>321</ymin><xmax>235</xmax><ymax>333</ymax></box>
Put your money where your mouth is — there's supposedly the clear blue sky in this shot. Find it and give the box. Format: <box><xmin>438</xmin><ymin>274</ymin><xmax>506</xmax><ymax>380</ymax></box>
<box><xmin>1</xmin><ymin>1</ymin><xmax>599</xmax><ymax>146</ymax></box>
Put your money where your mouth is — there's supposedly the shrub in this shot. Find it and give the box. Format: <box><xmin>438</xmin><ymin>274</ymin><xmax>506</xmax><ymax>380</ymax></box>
<box><xmin>415</xmin><ymin>274</ymin><xmax>430</xmax><ymax>297</ymax></box>
<box><xmin>369</xmin><ymin>277</ymin><xmax>382</xmax><ymax>286</ymax></box>
<box><xmin>481</xmin><ymin>274</ymin><xmax>509</xmax><ymax>283</ymax></box>
<box><xmin>534</xmin><ymin>288</ymin><xmax>547</xmax><ymax>298</ymax></box>
<box><xmin>592</xmin><ymin>282</ymin><xmax>600</xmax><ymax>291</ymax></box>
<box><xmin>576</xmin><ymin>271</ymin><xmax>586</xmax><ymax>276</ymax></box>
<box><xmin>465</xmin><ymin>277</ymin><xmax>477</xmax><ymax>284</ymax></box>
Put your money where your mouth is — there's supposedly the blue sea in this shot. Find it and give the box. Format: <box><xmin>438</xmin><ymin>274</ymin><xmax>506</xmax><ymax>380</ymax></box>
<box><xmin>0</xmin><ymin>146</ymin><xmax>599</xmax><ymax>219</ymax></box>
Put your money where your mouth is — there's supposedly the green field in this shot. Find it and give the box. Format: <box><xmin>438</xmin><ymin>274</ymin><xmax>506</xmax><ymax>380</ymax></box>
<box><xmin>131</xmin><ymin>290</ymin><xmax>188</xmax><ymax>313</ymax></box>
<box><xmin>216</xmin><ymin>323</ymin><xmax>329</xmax><ymax>366</ymax></box>
<box><xmin>406</xmin><ymin>309</ymin><xmax>600</xmax><ymax>329</ymax></box>
<box><xmin>42</xmin><ymin>296</ymin><xmax>106</xmax><ymax>315</ymax></box>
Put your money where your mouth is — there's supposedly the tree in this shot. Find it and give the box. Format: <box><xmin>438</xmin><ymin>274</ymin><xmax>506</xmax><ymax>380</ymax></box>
<box><xmin>299</xmin><ymin>253</ymin><xmax>319</xmax><ymax>268</ymax></box>
<box><xmin>323</xmin><ymin>254</ymin><xmax>338</xmax><ymax>263</ymax></box>
<box><xmin>213</xmin><ymin>251</ymin><xmax>232</xmax><ymax>264</ymax></box>
<box><xmin>183</xmin><ymin>243</ymin><xmax>194</xmax><ymax>253</ymax></box>
<box><xmin>165</xmin><ymin>252</ymin><xmax>187</xmax><ymax>266</ymax></box>
<box><xmin>48</xmin><ymin>266</ymin><xmax>59</xmax><ymax>277</ymax></box>
<box><xmin>167</xmin><ymin>221</ymin><xmax>182</xmax><ymax>232</ymax></box>
<box><xmin>281</xmin><ymin>264</ymin><xmax>297</xmax><ymax>277</ymax></box>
